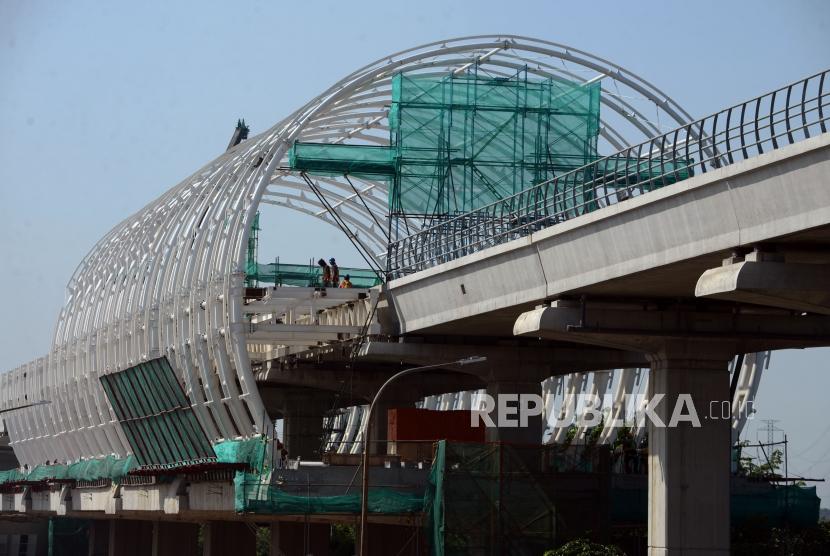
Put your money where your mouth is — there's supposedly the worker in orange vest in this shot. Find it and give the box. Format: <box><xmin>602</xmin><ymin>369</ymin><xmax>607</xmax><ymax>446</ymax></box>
<box><xmin>339</xmin><ymin>274</ymin><xmax>353</xmax><ymax>288</ymax></box>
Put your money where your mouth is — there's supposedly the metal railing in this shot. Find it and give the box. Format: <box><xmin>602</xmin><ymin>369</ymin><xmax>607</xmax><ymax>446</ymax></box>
<box><xmin>387</xmin><ymin>70</ymin><xmax>829</xmax><ymax>278</ymax></box>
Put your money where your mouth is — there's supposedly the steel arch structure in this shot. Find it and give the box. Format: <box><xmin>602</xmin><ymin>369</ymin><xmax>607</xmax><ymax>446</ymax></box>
<box><xmin>2</xmin><ymin>35</ymin><xmax>717</xmax><ymax>467</ymax></box>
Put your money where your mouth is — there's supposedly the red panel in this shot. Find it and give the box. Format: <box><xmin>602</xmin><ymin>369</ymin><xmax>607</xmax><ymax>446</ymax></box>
<box><xmin>387</xmin><ymin>408</ymin><xmax>486</xmax><ymax>442</ymax></box>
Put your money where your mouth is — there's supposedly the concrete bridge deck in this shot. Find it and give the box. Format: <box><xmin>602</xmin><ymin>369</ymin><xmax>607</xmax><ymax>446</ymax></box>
<box><xmin>386</xmin><ymin>133</ymin><xmax>830</xmax><ymax>335</ymax></box>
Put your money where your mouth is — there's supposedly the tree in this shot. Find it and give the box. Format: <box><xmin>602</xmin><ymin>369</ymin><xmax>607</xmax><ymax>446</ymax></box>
<box><xmin>736</xmin><ymin>442</ymin><xmax>784</xmax><ymax>479</ymax></box>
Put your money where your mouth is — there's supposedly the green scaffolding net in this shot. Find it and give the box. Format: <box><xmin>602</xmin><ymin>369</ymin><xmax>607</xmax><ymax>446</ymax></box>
<box><xmin>241</xmin><ymin>485</ymin><xmax>424</xmax><ymax>515</ymax></box>
<box><xmin>425</xmin><ymin>441</ymin><xmax>556</xmax><ymax>556</ymax></box>
<box><xmin>243</xmin><ymin>209</ymin><xmax>383</xmax><ymax>288</ymax></box>
<box><xmin>245</xmin><ymin>261</ymin><xmax>382</xmax><ymax>289</ymax></box>
<box><xmin>610</xmin><ymin>481</ymin><xmax>820</xmax><ymax>529</ymax></box>
<box><xmin>0</xmin><ymin>439</ymin><xmax>258</xmax><ymax>487</ymax></box>
<box><xmin>0</xmin><ymin>468</ymin><xmax>24</xmax><ymax>484</ymax></box>
<box><xmin>289</xmin><ymin>69</ymin><xmax>601</xmax><ymax>221</ymax></box>
<box><xmin>389</xmin><ymin>71</ymin><xmax>600</xmax><ymax>217</ymax></box>
<box><xmin>288</xmin><ymin>143</ymin><xmax>396</xmax><ymax>177</ymax></box>
<box><xmin>0</xmin><ymin>455</ymin><xmax>138</xmax><ymax>485</ymax></box>
<box><xmin>228</xmin><ymin>436</ymin><xmax>424</xmax><ymax>515</ymax></box>
<box><xmin>732</xmin><ymin>484</ymin><xmax>820</xmax><ymax>528</ymax></box>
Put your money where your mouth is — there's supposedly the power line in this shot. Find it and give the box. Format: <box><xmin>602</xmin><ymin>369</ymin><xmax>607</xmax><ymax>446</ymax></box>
<box><xmin>792</xmin><ymin>421</ymin><xmax>830</xmax><ymax>458</ymax></box>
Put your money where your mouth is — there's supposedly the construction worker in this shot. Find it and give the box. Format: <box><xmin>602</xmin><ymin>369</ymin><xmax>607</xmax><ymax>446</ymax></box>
<box><xmin>339</xmin><ymin>274</ymin><xmax>353</xmax><ymax>288</ymax></box>
<box><xmin>318</xmin><ymin>258</ymin><xmax>331</xmax><ymax>287</ymax></box>
<box><xmin>329</xmin><ymin>258</ymin><xmax>339</xmax><ymax>286</ymax></box>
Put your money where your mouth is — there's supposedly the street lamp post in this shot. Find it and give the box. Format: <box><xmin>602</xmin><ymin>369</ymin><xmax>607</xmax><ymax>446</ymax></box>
<box><xmin>358</xmin><ymin>356</ymin><xmax>486</xmax><ymax>556</ymax></box>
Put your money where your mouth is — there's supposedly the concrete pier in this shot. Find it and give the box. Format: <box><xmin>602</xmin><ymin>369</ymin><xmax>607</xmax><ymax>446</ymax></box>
<box><xmin>646</xmin><ymin>347</ymin><xmax>732</xmax><ymax>555</ymax></box>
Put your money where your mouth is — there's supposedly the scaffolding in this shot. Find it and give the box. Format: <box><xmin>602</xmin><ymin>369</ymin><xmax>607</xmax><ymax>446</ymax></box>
<box><xmin>245</xmin><ymin>260</ymin><xmax>381</xmax><ymax>289</ymax></box>
<box><xmin>243</xmin><ymin>212</ymin><xmax>382</xmax><ymax>288</ymax></box>
<box><xmin>425</xmin><ymin>441</ymin><xmax>556</xmax><ymax>556</ymax></box>
<box><xmin>289</xmin><ymin>68</ymin><xmax>601</xmax><ymax>242</ymax></box>
<box><xmin>245</xmin><ymin>212</ymin><xmax>260</xmax><ymax>288</ymax></box>
<box><xmin>388</xmin><ymin>70</ymin><xmax>600</xmax><ymax>218</ymax></box>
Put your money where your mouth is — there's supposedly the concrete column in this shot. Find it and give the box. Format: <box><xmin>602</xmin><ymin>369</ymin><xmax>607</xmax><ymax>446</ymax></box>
<box><xmin>484</xmin><ymin>379</ymin><xmax>543</xmax><ymax>445</ymax></box>
<box><xmin>152</xmin><ymin>521</ymin><xmax>200</xmax><ymax>556</ymax></box>
<box><xmin>647</xmin><ymin>347</ymin><xmax>731</xmax><ymax>556</ymax></box>
<box><xmin>203</xmin><ymin>521</ymin><xmax>256</xmax><ymax>556</ymax></box>
<box><xmin>270</xmin><ymin>521</ymin><xmax>330</xmax><ymax>556</ymax></box>
<box><xmin>107</xmin><ymin>520</ymin><xmax>153</xmax><ymax>556</ymax></box>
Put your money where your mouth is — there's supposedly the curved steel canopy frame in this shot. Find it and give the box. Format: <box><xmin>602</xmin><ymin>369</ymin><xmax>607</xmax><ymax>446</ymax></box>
<box><xmin>1</xmin><ymin>35</ymin><xmax>711</xmax><ymax>466</ymax></box>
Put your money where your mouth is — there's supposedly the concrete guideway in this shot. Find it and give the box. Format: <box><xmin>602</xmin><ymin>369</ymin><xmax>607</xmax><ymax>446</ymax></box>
<box><xmin>387</xmin><ymin>133</ymin><xmax>830</xmax><ymax>335</ymax></box>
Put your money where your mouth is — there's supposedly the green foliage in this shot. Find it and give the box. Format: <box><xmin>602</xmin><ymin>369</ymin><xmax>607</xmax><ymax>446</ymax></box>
<box><xmin>330</xmin><ymin>524</ymin><xmax>356</xmax><ymax>556</ymax></box>
<box><xmin>732</xmin><ymin>520</ymin><xmax>830</xmax><ymax>555</ymax></box>
<box><xmin>736</xmin><ymin>443</ymin><xmax>784</xmax><ymax>479</ymax></box>
<box><xmin>563</xmin><ymin>425</ymin><xmax>577</xmax><ymax>447</ymax></box>
<box><xmin>610</xmin><ymin>424</ymin><xmax>633</xmax><ymax>452</ymax></box>
<box><xmin>544</xmin><ymin>538</ymin><xmax>626</xmax><ymax>556</ymax></box>
<box><xmin>256</xmin><ymin>526</ymin><xmax>270</xmax><ymax>556</ymax></box>
<box><xmin>584</xmin><ymin>418</ymin><xmax>605</xmax><ymax>447</ymax></box>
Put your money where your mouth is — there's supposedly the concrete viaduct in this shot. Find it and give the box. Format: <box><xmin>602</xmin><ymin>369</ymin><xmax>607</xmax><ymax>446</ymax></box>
<box><xmin>0</xmin><ymin>35</ymin><xmax>827</xmax><ymax>555</ymax></box>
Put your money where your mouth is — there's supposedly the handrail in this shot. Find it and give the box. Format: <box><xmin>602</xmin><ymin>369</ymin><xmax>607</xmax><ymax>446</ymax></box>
<box><xmin>386</xmin><ymin>69</ymin><xmax>830</xmax><ymax>278</ymax></box>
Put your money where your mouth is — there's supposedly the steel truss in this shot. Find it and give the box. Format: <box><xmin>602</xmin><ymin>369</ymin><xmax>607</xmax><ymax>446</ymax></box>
<box><xmin>1</xmin><ymin>36</ymin><xmax>716</xmax><ymax>467</ymax></box>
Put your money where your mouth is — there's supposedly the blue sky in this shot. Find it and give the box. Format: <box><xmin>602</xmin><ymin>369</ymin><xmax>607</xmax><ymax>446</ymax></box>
<box><xmin>1</xmin><ymin>0</ymin><xmax>829</xmax><ymax>498</ymax></box>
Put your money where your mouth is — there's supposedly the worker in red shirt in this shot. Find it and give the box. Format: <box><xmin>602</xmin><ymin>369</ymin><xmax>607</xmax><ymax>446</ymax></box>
<box><xmin>329</xmin><ymin>258</ymin><xmax>339</xmax><ymax>286</ymax></box>
<box><xmin>318</xmin><ymin>258</ymin><xmax>331</xmax><ymax>287</ymax></box>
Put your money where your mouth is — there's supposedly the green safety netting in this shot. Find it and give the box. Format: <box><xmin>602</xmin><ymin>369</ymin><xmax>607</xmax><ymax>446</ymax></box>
<box><xmin>289</xmin><ymin>70</ymin><xmax>602</xmax><ymax>220</ymax></box>
<box><xmin>389</xmin><ymin>71</ymin><xmax>600</xmax><ymax>216</ymax></box>
<box><xmin>0</xmin><ymin>438</ymin><xmax>261</xmax><ymax>488</ymax></box>
<box><xmin>0</xmin><ymin>455</ymin><xmax>138</xmax><ymax>485</ymax></box>
<box><xmin>425</xmin><ymin>441</ymin><xmax>556</xmax><ymax>556</ymax></box>
<box><xmin>611</xmin><ymin>482</ymin><xmax>820</xmax><ymax>528</ymax></box>
<box><xmin>732</xmin><ymin>484</ymin><xmax>820</xmax><ymax>528</ymax></box>
<box><xmin>214</xmin><ymin>437</ymin><xmax>266</xmax><ymax>467</ymax></box>
<box><xmin>25</xmin><ymin>464</ymin><xmax>69</xmax><ymax>482</ymax></box>
<box><xmin>289</xmin><ymin>143</ymin><xmax>395</xmax><ymax>177</ymax></box>
<box><xmin>243</xmin><ymin>487</ymin><xmax>424</xmax><ymax>515</ymax></box>
<box><xmin>0</xmin><ymin>468</ymin><xmax>24</xmax><ymax>484</ymax></box>
<box><xmin>245</xmin><ymin>261</ymin><xmax>382</xmax><ymax>289</ymax></box>
<box><xmin>587</xmin><ymin>154</ymin><xmax>694</xmax><ymax>194</ymax></box>
<box><xmin>424</xmin><ymin>439</ymin><xmax>446</xmax><ymax>553</ymax></box>
<box><xmin>65</xmin><ymin>455</ymin><xmax>138</xmax><ymax>482</ymax></box>
<box><xmin>222</xmin><ymin>435</ymin><xmax>424</xmax><ymax>515</ymax></box>
<box><xmin>215</xmin><ymin>437</ymin><xmax>268</xmax><ymax>512</ymax></box>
